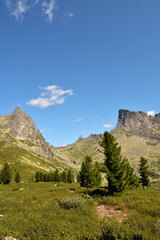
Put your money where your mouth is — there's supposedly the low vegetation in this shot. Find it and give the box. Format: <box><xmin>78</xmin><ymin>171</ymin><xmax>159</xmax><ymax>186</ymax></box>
<box><xmin>0</xmin><ymin>132</ymin><xmax>159</xmax><ymax>239</ymax></box>
<box><xmin>0</xmin><ymin>182</ymin><xmax>159</xmax><ymax>239</ymax></box>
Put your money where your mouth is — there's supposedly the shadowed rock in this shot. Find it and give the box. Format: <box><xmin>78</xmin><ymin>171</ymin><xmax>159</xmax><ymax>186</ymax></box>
<box><xmin>116</xmin><ymin>109</ymin><xmax>160</xmax><ymax>141</ymax></box>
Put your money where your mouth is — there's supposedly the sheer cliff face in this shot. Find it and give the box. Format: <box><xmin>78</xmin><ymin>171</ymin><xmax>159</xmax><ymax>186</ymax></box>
<box><xmin>0</xmin><ymin>107</ymin><xmax>53</xmax><ymax>157</ymax></box>
<box><xmin>116</xmin><ymin>109</ymin><xmax>160</xmax><ymax>141</ymax></box>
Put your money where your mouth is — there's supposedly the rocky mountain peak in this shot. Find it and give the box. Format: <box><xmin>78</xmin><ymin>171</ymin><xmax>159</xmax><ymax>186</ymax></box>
<box><xmin>116</xmin><ymin>109</ymin><xmax>160</xmax><ymax>141</ymax></box>
<box><xmin>0</xmin><ymin>108</ymin><xmax>53</xmax><ymax>157</ymax></box>
<box><xmin>13</xmin><ymin>106</ymin><xmax>23</xmax><ymax>114</ymax></box>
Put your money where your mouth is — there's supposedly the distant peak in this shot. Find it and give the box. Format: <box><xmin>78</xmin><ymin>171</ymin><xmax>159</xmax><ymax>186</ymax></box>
<box><xmin>13</xmin><ymin>106</ymin><xmax>23</xmax><ymax>113</ymax></box>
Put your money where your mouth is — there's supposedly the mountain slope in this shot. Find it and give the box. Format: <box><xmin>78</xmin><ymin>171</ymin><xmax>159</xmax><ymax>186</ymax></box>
<box><xmin>0</xmin><ymin>107</ymin><xmax>53</xmax><ymax>157</ymax></box>
<box><xmin>0</xmin><ymin>108</ymin><xmax>70</xmax><ymax>181</ymax></box>
<box><xmin>53</xmin><ymin>109</ymin><xmax>160</xmax><ymax>177</ymax></box>
<box><xmin>0</xmin><ymin>141</ymin><xmax>68</xmax><ymax>181</ymax></box>
<box><xmin>53</xmin><ymin>134</ymin><xmax>104</xmax><ymax>169</ymax></box>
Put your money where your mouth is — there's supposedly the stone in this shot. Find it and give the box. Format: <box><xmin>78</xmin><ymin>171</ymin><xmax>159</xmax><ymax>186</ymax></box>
<box><xmin>116</xmin><ymin>109</ymin><xmax>160</xmax><ymax>141</ymax></box>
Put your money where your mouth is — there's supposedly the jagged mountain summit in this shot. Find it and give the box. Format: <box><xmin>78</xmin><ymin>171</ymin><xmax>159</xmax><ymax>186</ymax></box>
<box><xmin>0</xmin><ymin>107</ymin><xmax>53</xmax><ymax>157</ymax></box>
<box><xmin>116</xmin><ymin>109</ymin><xmax>160</xmax><ymax>141</ymax></box>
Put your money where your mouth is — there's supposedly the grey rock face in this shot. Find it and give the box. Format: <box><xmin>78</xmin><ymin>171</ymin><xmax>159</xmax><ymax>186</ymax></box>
<box><xmin>1</xmin><ymin>107</ymin><xmax>53</xmax><ymax>157</ymax></box>
<box><xmin>116</xmin><ymin>109</ymin><xmax>160</xmax><ymax>141</ymax></box>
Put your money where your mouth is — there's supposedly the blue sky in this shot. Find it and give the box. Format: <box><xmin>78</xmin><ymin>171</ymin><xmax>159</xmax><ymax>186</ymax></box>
<box><xmin>1</xmin><ymin>0</ymin><xmax>160</xmax><ymax>146</ymax></box>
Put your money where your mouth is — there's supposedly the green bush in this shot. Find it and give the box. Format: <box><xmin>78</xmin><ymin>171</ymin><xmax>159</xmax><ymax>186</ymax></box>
<box><xmin>58</xmin><ymin>197</ymin><xmax>85</xmax><ymax>209</ymax></box>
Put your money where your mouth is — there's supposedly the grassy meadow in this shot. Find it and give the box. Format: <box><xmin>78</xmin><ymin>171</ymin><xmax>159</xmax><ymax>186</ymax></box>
<box><xmin>0</xmin><ymin>181</ymin><xmax>159</xmax><ymax>239</ymax></box>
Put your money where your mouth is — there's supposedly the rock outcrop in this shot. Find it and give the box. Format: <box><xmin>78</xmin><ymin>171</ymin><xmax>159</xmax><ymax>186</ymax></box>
<box><xmin>0</xmin><ymin>107</ymin><xmax>53</xmax><ymax>157</ymax></box>
<box><xmin>116</xmin><ymin>109</ymin><xmax>160</xmax><ymax>141</ymax></box>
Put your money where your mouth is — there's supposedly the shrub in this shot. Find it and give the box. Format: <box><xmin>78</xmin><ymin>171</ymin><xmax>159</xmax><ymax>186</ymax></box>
<box><xmin>58</xmin><ymin>197</ymin><xmax>85</xmax><ymax>209</ymax></box>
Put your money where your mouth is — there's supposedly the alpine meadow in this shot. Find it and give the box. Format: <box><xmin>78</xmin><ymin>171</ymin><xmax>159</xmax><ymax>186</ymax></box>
<box><xmin>1</xmin><ymin>0</ymin><xmax>160</xmax><ymax>239</ymax></box>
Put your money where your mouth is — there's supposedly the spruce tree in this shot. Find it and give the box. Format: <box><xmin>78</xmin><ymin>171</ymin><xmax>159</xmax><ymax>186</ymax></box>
<box><xmin>139</xmin><ymin>157</ymin><xmax>150</xmax><ymax>190</ymax></box>
<box><xmin>100</xmin><ymin>131</ymin><xmax>131</xmax><ymax>194</ymax></box>
<box><xmin>35</xmin><ymin>171</ymin><xmax>40</xmax><ymax>182</ymax></box>
<box><xmin>53</xmin><ymin>169</ymin><xmax>60</xmax><ymax>182</ymax></box>
<box><xmin>67</xmin><ymin>169</ymin><xmax>74</xmax><ymax>183</ymax></box>
<box><xmin>15</xmin><ymin>171</ymin><xmax>21</xmax><ymax>183</ymax></box>
<box><xmin>79</xmin><ymin>155</ymin><xmax>96</xmax><ymax>188</ymax></box>
<box><xmin>1</xmin><ymin>163</ymin><xmax>12</xmax><ymax>184</ymax></box>
<box><xmin>93</xmin><ymin>161</ymin><xmax>102</xmax><ymax>186</ymax></box>
<box><xmin>60</xmin><ymin>171</ymin><xmax>67</xmax><ymax>183</ymax></box>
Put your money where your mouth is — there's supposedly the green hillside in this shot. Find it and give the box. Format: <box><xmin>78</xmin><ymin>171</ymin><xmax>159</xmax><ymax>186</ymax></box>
<box><xmin>0</xmin><ymin>141</ymin><xmax>69</xmax><ymax>182</ymax></box>
<box><xmin>53</xmin><ymin>130</ymin><xmax>160</xmax><ymax>178</ymax></box>
<box><xmin>53</xmin><ymin>134</ymin><xmax>104</xmax><ymax>169</ymax></box>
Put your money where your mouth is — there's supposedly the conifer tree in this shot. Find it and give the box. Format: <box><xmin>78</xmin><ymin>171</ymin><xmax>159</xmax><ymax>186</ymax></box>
<box><xmin>67</xmin><ymin>169</ymin><xmax>74</xmax><ymax>183</ymax></box>
<box><xmin>15</xmin><ymin>171</ymin><xmax>21</xmax><ymax>183</ymax></box>
<box><xmin>122</xmin><ymin>158</ymin><xmax>139</xmax><ymax>188</ymax></box>
<box><xmin>139</xmin><ymin>157</ymin><xmax>150</xmax><ymax>190</ymax></box>
<box><xmin>60</xmin><ymin>171</ymin><xmax>67</xmax><ymax>183</ymax></box>
<box><xmin>79</xmin><ymin>155</ymin><xmax>97</xmax><ymax>188</ymax></box>
<box><xmin>93</xmin><ymin>161</ymin><xmax>102</xmax><ymax>186</ymax></box>
<box><xmin>76</xmin><ymin>172</ymin><xmax>80</xmax><ymax>183</ymax></box>
<box><xmin>99</xmin><ymin>131</ymin><xmax>137</xmax><ymax>194</ymax></box>
<box><xmin>1</xmin><ymin>163</ymin><xmax>12</xmax><ymax>184</ymax></box>
<box><xmin>53</xmin><ymin>169</ymin><xmax>60</xmax><ymax>182</ymax></box>
<box><xmin>35</xmin><ymin>171</ymin><xmax>40</xmax><ymax>182</ymax></box>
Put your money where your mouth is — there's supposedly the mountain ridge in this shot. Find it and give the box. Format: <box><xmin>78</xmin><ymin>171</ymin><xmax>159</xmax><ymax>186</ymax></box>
<box><xmin>116</xmin><ymin>109</ymin><xmax>160</xmax><ymax>141</ymax></box>
<box><xmin>0</xmin><ymin>107</ymin><xmax>160</xmax><ymax>180</ymax></box>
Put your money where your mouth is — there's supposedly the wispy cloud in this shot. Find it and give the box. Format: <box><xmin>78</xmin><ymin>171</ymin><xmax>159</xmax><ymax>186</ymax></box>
<box><xmin>147</xmin><ymin>110</ymin><xmax>156</xmax><ymax>116</ymax></box>
<box><xmin>6</xmin><ymin>0</ymin><xmax>30</xmax><ymax>20</ymax></box>
<box><xmin>42</xmin><ymin>0</ymin><xmax>56</xmax><ymax>23</ymax></box>
<box><xmin>67</xmin><ymin>13</ymin><xmax>74</xmax><ymax>18</ymax></box>
<box><xmin>40</xmin><ymin>128</ymin><xmax>52</xmax><ymax>133</ymax></box>
<box><xmin>74</xmin><ymin>118</ymin><xmax>83</xmax><ymax>123</ymax></box>
<box><xmin>103</xmin><ymin>124</ymin><xmax>112</xmax><ymax>128</ymax></box>
<box><xmin>83</xmin><ymin>130</ymin><xmax>87</xmax><ymax>133</ymax></box>
<box><xmin>33</xmin><ymin>0</ymin><xmax>40</xmax><ymax>5</ymax></box>
<box><xmin>27</xmin><ymin>85</ymin><xmax>74</xmax><ymax>108</ymax></box>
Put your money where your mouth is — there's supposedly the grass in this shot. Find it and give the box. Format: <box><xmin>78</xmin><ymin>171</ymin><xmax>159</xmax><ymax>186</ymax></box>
<box><xmin>0</xmin><ymin>182</ymin><xmax>159</xmax><ymax>239</ymax></box>
<box><xmin>0</xmin><ymin>142</ymin><xmax>70</xmax><ymax>181</ymax></box>
<box><xmin>19</xmin><ymin>139</ymin><xmax>36</xmax><ymax>147</ymax></box>
<box><xmin>0</xmin><ymin>182</ymin><xmax>102</xmax><ymax>240</ymax></box>
<box><xmin>146</xmin><ymin>142</ymin><xmax>159</xmax><ymax>147</ymax></box>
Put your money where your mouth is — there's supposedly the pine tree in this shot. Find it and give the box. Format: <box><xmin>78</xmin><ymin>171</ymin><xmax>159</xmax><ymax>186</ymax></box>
<box><xmin>122</xmin><ymin>158</ymin><xmax>139</xmax><ymax>188</ymax></box>
<box><xmin>35</xmin><ymin>171</ymin><xmax>40</xmax><ymax>182</ymax></box>
<box><xmin>60</xmin><ymin>171</ymin><xmax>67</xmax><ymax>183</ymax></box>
<box><xmin>15</xmin><ymin>171</ymin><xmax>21</xmax><ymax>183</ymax></box>
<box><xmin>67</xmin><ymin>169</ymin><xmax>74</xmax><ymax>183</ymax></box>
<box><xmin>53</xmin><ymin>169</ymin><xmax>60</xmax><ymax>182</ymax></box>
<box><xmin>99</xmin><ymin>131</ymin><xmax>134</xmax><ymax>194</ymax></box>
<box><xmin>79</xmin><ymin>155</ymin><xmax>96</xmax><ymax>188</ymax></box>
<box><xmin>139</xmin><ymin>157</ymin><xmax>150</xmax><ymax>190</ymax></box>
<box><xmin>1</xmin><ymin>163</ymin><xmax>12</xmax><ymax>184</ymax></box>
<box><xmin>93</xmin><ymin>161</ymin><xmax>102</xmax><ymax>186</ymax></box>
<box><xmin>76</xmin><ymin>172</ymin><xmax>80</xmax><ymax>183</ymax></box>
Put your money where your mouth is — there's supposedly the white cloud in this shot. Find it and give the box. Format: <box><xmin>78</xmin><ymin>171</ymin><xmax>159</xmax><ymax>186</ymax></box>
<box><xmin>42</xmin><ymin>0</ymin><xmax>56</xmax><ymax>23</ymax></box>
<box><xmin>74</xmin><ymin>118</ymin><xmax>83</xmax><ymax>122</ymax></box>
<box><xmin>6</xmin><ymin>0</ymin><xmax>30</xmax><ymax>20</ymax></box>
<box><xmin>27</xmin><ymin>85</ymin><xmax>74</xmax><ymax>108</ymax></box>
<box><xmin>40</xmin><ymin>128</ymin><xmax>52</xmax><ymax>133</ymax></box>
<box><xmin>83</xmin><ymin>130</ymin><xmax>87</xmax><ymax>133</ymax></box>
<box><xmin>33</xmin><ymin>0</ymin><xmax>40</xmax><ymax>5</ymax></box>
<box><xmin>103</xmin><ymin>124</ymin><xmax>112</xmax><ymax>128</ymax></box>
<box><xmin>68</xmin><ymin>13</ymin><xmax>74</xmax><ymax>18</ymax></box>
<box><xmin>147</xmin><ymin>110</ymin><xmax>156</xmax><ymax>116</ymax></box>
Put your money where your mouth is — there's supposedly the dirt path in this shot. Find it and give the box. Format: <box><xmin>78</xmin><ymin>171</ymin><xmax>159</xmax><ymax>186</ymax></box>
<box><xmin>96</xmin><ymin>202</ymin><xmax>128</xmax><ymax>223</ymax></box>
